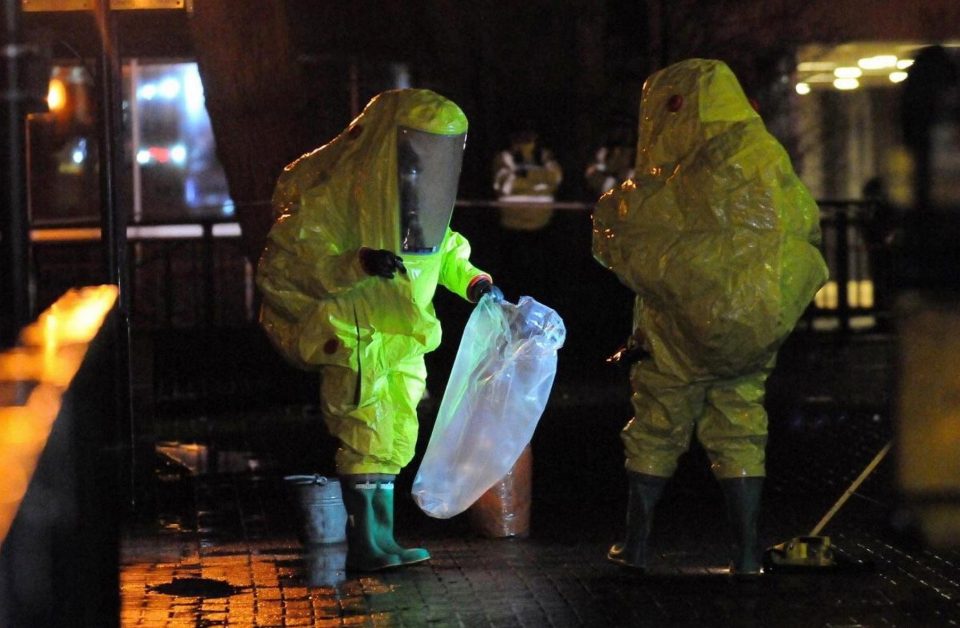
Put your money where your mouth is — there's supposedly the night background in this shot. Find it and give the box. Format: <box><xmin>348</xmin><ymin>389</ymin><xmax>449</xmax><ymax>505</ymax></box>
<box><xmin>2</xmin><ymin>1</ymin><xmax>960</xmax><ymax>626</ymax></box>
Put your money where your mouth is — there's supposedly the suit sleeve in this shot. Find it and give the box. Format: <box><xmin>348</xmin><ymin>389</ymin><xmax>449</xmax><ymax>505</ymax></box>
<box><xmin>437</xmin><ymin>229</ymin><xmax>491</xmax><ymax>301</ymax></box>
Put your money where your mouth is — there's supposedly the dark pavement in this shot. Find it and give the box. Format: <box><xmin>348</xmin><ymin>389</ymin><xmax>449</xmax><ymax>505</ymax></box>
<box><xmin>118</xmin><ymin>326</ymin><xmax>960</xmax><ymax>627</ymax></box>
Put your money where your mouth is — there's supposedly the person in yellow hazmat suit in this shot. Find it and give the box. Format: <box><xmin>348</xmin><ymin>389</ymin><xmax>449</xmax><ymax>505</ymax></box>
<box><xmin>592</xmin><ymin>59</ymin><xmax>829</xmax><ymax>575</ymax></box>
<box><xmin>256</xmin><ymin>88</ymin><xmax>501</xmax><ymax>572</ymax></box>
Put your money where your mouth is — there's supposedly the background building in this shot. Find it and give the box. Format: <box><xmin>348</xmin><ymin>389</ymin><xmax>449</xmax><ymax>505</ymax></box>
<box><xmin>9</xmin><ymin>0</ymin><xmax>960</xmax><ymax>330</ymax></box>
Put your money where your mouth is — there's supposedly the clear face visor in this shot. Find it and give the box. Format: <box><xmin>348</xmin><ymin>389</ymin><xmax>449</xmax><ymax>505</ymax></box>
<box><xmin>397</xmin><ymin>127</ymin><xmax>465</xmax><ymax>253</ymax></box>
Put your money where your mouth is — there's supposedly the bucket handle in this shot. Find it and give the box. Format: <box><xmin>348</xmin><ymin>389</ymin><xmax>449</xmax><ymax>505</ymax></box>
<box><xmin>283</xmin><ymin>474</ymin><xmax>333</xmax><ymax>486</ymax></box>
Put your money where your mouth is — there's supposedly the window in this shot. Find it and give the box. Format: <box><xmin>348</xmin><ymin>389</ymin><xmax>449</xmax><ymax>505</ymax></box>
<box><xmin>28</xmin><ymin>60</ymin><xmax>233</xmax><ymax>225</ymax></box>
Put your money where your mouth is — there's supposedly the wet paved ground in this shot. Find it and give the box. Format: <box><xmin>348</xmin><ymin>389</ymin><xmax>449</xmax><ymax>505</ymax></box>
<box><xmin>119</xmin><ymin>330</ymin><xmax>960</xmax><ymax>627</ymax></box>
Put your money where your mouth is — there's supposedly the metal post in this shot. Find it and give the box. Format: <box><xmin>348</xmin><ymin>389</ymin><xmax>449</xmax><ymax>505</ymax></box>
<box><xmin>93</xmin><ymin>0</ymin><xmax>135</xmax><ymax>507</ymax></box>
<box><xmin>164</xmin><ymin>246</ymin><xmax>174</xmax><ymax>324</ymax></box>
<box><xmin>835</xmin><ymin>208</ymin><xmax>850</xmax><ymax>333</ymax></box>
<box><xmin>94</xmin><ymin>0</ymin><xmax>125</xmax><ymax>291</ymax></box>
<box><xmin>202</xmin><ymin>221</ymin><xmax>214</xmax><ymax>326</ymax></box>
<box><xmin>0</xmin><ymin>0</ymin><xmax>32</xmax><ymax>348</ymax></box>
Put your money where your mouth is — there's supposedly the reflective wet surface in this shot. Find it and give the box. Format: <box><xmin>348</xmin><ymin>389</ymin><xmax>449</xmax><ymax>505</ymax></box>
<box><xmin>120</xmin><ymin>333</ymin><xmax>960</xmax><ymax>626</ymax></box>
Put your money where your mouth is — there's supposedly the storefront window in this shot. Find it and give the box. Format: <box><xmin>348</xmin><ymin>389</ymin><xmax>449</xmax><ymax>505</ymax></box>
<box><xmin>28</xmin><ymin>65</ymin><xmax>99</xmax><ymax>224</ymax></box>
<box><xmin>28</xmin><ymin>60</ymin><xmax>233</xmax><ymax>225</ymax></box>
<box><xmin>129</xmin><ymin>61</ymin><xmax>232</xmax><ymax>221</ymax></box>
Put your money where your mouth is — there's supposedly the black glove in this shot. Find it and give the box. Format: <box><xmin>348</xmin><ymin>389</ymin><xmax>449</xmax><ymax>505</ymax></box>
<box><xmin>605</xmin><ymin>343</ymin><xmax>649</xmax><ymax>369</ymax></box>
<box><xmin>359</xmin><ymin>248</ymin><xmax>406</xmax><ymax>278</ymax></box>
<box><xmin>469</xmin><ymin>278</ymin><xmax>504</xmax><ymax>303</ymax></box>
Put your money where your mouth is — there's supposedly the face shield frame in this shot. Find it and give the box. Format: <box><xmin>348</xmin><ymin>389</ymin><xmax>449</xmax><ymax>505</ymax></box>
<box><xmin>396</xmin><ymin>126</ymin><xmax>466</xmax><ymax>254</ymax></box>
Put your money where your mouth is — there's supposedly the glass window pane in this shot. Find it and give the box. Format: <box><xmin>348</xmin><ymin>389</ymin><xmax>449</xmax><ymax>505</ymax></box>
<box><xmin>28</xmin><ymin>65</ymin><xmax>100</xmax><ymax>224</ymax></box>
<box><xmin>127</xmin><ymin>61</ymin><xmax>233</xmax><ymax>222</ymax></box>
<box><xmin>28</xmin><ymin>60</ymin><xmax>234</xmax><ymax>225</ymax></box>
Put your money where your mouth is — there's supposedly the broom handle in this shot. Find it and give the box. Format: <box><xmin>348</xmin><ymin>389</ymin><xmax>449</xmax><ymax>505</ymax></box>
<box><xmin>809</xmin><ymin>441</ymin><xmax>892</xmax><ymax>537</ymax></box>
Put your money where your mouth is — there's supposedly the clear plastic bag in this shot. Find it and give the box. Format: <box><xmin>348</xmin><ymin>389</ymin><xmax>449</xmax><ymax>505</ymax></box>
<box><xmin>412</xmin><ymin>295</ymin><xmax>566</xmax><ymax>518</ymax></box>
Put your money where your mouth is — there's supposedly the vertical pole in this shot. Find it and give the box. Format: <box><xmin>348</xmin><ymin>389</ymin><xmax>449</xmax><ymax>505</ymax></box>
<box><xmin>0</xmin><ymin>0</ymin><xmax>31</xmax><ymax>348</ymax></box>
<box><xmin>129</xmin><ymin>58</ymin><xmax>142</xmax><ymax>224</ymax></box>
<box><xmin>164</xmin><ymin>247</ymin><xmax>174</xmax><ymax>324</ymax></box>
<box><xmin>835</xmin><ymin>208</ymin><xmax>850</xmax><ymax>333</ymax></box>
<box><xmin>94</xmin><ymin>0</ymin><xmax>124</xmax><ymax>289</ymax></box>
<box><xmin>202</xmin><ymin>221</ymin><xmax>214</xmax><ymax>326</ymax></box>
<box><xmin>93</xmin><ymin>0</ymin><xmax>135</xmax><ymax>506</ymax></box>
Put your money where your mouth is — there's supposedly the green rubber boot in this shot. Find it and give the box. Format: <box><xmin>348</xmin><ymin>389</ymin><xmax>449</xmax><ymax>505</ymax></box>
<box><xmin>720</xmin><ymin>477</ymin><xmax>764</xmax><ymax>575</ymax></box>
<box><xmin>340</xmin><ymin>476</ymin><xmax>401</xmax><ymax>572</ymax></box>
<box><xmin>607</xmin><ymin>472</ymin><xmax>667</xmax><ymax>570</ymax></box>
<box><xmin>372</xmin><ymin>478</ymin><xmax>431</xmax><ymax>566</ymax></box>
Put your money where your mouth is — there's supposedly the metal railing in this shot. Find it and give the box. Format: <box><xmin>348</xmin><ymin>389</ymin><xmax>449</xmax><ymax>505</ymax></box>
<box><xmin>30</xmin><ymin>218</ymin><xmax>253</xmax><ymax>329</ymax></box>
<box><xmin>815</xmin><ymin>199</ymin><xmax>887</xmax><ymax>332</ymax></box>
<box><xmin>458</xmin><ymin>198</ymin><xmax>885</xmax><ymax>333</ymax></box>
<box><xmin>25</xmin><ymin>199</ymin><xmax>886</xmax><ymax>332</ymax></box>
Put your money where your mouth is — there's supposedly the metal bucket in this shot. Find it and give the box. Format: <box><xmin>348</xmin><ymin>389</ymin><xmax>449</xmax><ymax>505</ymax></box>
<box><xmin>305</xmin><ymin>543</ymin><xmax>348</xmax><ymax>587</ymax></box>
<box><xmin>284</xmin><ymin>475</ymin><xmax>348</xmax><ymax>545</ymax></box>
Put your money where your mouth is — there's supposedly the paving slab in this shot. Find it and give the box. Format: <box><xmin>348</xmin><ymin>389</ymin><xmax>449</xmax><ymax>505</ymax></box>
<box><xmin>121</xmin><ymin>375</ymin><xmax>960</xmax><ymax>627</ymax></box>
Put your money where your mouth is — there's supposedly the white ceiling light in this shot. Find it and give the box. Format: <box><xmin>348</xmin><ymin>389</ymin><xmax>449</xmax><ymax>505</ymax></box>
<box><xmin>795</xmin><ymin>82</ymin><xmax>811</xmax><ymax>95</ymax></box>
<box><xmin>833</xmin><ymin>78</ymin><xmax>860</xmax><ymax>90</ymax></box>
<box><xmin>797</xmin><ymin>41</ymin><xmax>960</xmax><ymax>91</ymax></box>
<box><xmin>889</xmin><ymin>71</ymin><xmax>909</xmax><ymax>83</ymax></box>
<box><xmin>834</xmin><ymin>67</ymin><xmax>863</xmax><ymax>78</ymax></box>
<box><xmin>858</xmin><ymin>55</ymin><xmax>898</xmax><ymax>70</ymax></box>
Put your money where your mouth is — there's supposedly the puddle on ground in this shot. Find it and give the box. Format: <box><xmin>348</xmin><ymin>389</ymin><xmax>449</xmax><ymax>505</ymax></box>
<box><xmin>149</xmin><ymin>577</ymin><xmax>244</xmax><ymax>598</ymax></box>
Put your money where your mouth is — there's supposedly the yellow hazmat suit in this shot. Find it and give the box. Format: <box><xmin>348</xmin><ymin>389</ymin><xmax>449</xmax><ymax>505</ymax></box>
<box><xmin>592</xmin><ymin>59</ymin><xmax>828</xmax><ymax>479</ymax></box>
<box><xmin>257</xmin><ymin>89</ymin><xmax>491</xmax><ymax>475</ymax></box>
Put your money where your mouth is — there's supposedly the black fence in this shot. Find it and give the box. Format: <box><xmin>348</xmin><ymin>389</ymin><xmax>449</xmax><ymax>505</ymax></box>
<box><xmin>27</xmin><ymin>199</ymin><xmax>889</xmax><ymax>333</ymax></box>
<box><xmin>31</xmin><ymin>220</ymin><xmax>252</xmax><ymax>329</ymax></box>
<box><xmin>24</xmin><ymin>200</ymin><xmax>890</xmax><ymax>418</ymax></box>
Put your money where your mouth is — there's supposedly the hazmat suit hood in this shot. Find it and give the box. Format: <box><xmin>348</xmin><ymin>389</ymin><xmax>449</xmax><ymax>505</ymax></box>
<box><xmin>257</xmin><ymin>89</ymin><xmax>487</xmax><ymax>370</ymax></box>
<box><xmin>592</xmin><ymin>59</ymin><xmax>828</xmax><ymax>379</ymax></box>
<box><xmin>636</xmin><ymin>58</ymin><xmax>761</xmax><ymax>177</ymax></box>
<box><xmin>273</xmin><ymin>89</ymin><xmax>467</xmax><ymax>255</ymax></box>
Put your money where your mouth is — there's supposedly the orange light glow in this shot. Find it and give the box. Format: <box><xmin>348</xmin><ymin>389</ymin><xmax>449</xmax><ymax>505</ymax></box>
<box><xmin>30</xmin><ymin>228</ymin><xmax>102</xmax><ymax>242</ymax></box>
<box><xmin>20</xmin><ymin>285</ymin><xmax>119</xmax><ymax>347</ymax></box>
<box><xmin>0</xmin><ymin>460</ymin><xmax>29</xmax><ymax>505</ymax></box>
<box><xmin>0</xmin><ymin>390</ymin><xmax>62</xmax><ymax>542</ymax></box>
<box><xmin>0</xmin><ymin>286</ymin><xmax>118</xmax><ymax>547</ymax></box>
<box><xmin>0</xmin><ymin>406</ymin><xmax>52</xmax><ymax>447</ymax></box>
<box><xmin>0</xmin><ymin>348</ymin><xmax>45</xmax><ymax>381</ymax></box>
<box><xmin>46</xmin><ymin>77</ymin><xmax>67</xmax><ymax>112</ymax></box>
